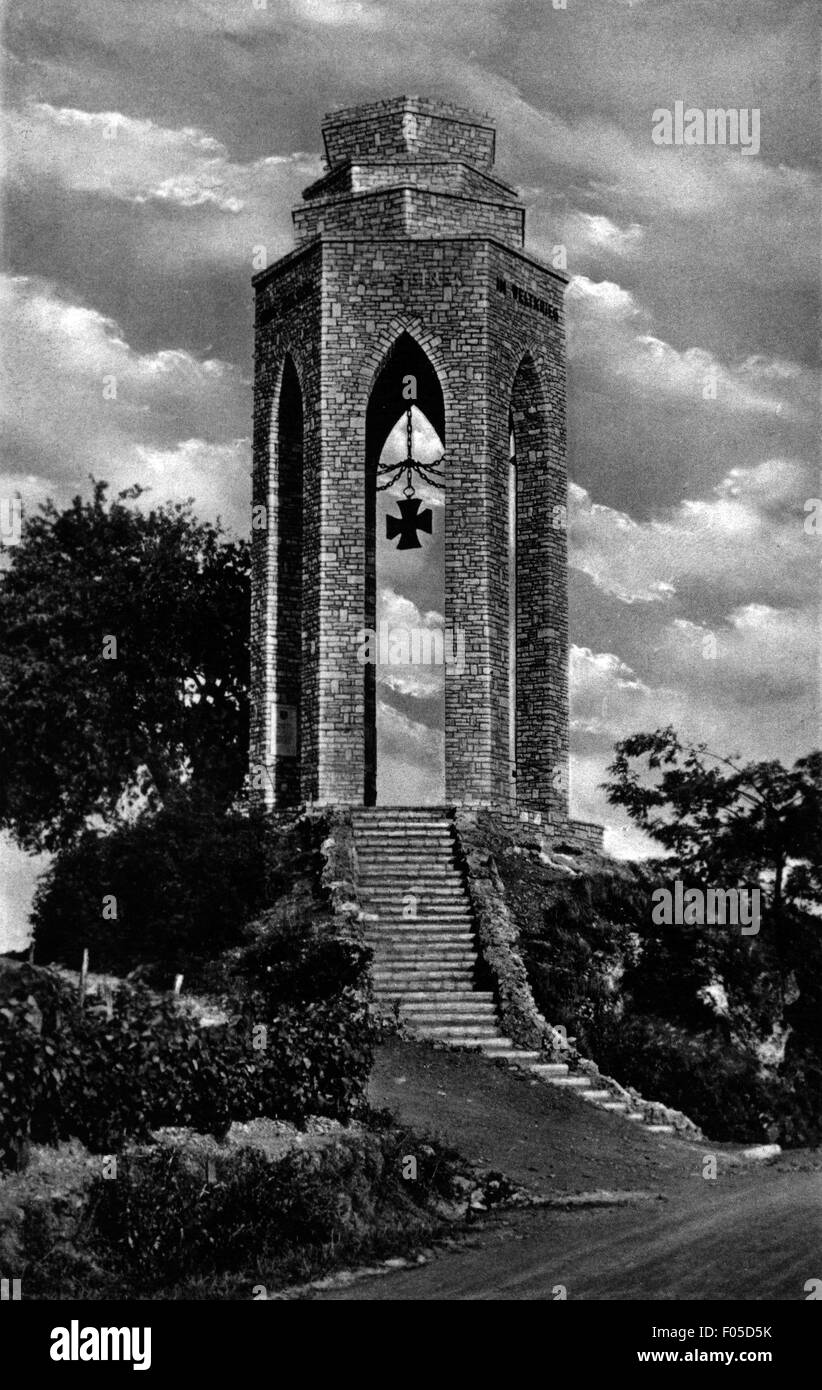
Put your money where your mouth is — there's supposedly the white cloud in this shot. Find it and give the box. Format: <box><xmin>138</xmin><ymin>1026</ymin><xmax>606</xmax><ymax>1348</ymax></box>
<box><xmin>567</xmin><ymin>275</ymin><xmax>815</xmax><ymax>419</ymax></box>
<box><xmin>3</xmin><ymin>102</ymin><xmax>322</xmax><ymax>268</ymax></box>
<box><xmin>569</xmin><ymin>458</ymin><xmax>815</xmax><ymax>608</ymax></box>
<box><xmin>572</xmin><ymin>213</ymin><xmax>644</xmax><ymax>255</ymax></box>
<box><xmin>0</xmin><ymin>274</ymin><xmax>250</xmax><ymax>531</ymax></box>
<box><xmin>375</xmin><ymin>588</ymin><xmax>448</xmax><ymax>698</ymax></box>
<box><xmin>290</xmin><ymin>0</ymin><xmax>384</xmax><ymax>26</ymax></box>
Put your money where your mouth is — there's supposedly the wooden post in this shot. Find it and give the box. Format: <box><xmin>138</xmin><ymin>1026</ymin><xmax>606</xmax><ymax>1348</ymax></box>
<box><xmin>79</xmin><ymin>948</ymin><xmax>89</xmax><ymax>1008</ymax></box>
<box><xmin>173</xmin><ymin>974</ymin><xmax>184</xmax><ymax>997</ymax></box>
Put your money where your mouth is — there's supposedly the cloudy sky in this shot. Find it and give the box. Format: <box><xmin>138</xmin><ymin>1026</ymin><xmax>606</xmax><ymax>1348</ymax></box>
<box><xmin>1</xmin><ymin>0</ymin><xmax>820</xmax><ymax>943</ymax></box>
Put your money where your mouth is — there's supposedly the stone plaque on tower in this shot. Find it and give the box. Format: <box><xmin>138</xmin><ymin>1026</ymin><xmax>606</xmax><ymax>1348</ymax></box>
<box><xmin>250</xmin><ymin>95</ymin><xmax>569</xmax><ymax>827</ymax></box>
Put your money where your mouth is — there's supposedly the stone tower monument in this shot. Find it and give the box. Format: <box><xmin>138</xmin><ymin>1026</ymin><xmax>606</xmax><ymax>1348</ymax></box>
<box><xmin>250</xmin><ymin>95</ymin><xmax>575</xmax><ymax>833</ymax></box>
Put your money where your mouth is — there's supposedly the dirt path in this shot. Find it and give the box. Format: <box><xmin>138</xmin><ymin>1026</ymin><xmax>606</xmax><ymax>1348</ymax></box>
<box><xmin>368</xmin><ymin>1039</ymin><xmax>725</xmax><ymax>1195</ymax></box>
<box><xmin>308</xmin><ymin>1040</ymin><xmax>822</xmax><ymax>1301</ymax></box>
<box><xmin>312</xmin><ymin>1168</ymin><xmax>821</xmax><ymax>1300</ymax></box>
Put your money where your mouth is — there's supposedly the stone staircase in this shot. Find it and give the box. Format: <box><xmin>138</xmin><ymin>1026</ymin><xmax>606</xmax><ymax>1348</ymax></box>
<box><xmin>350</xmin><ymin>808</ymin><xmax>673</xmax><ymax>1134</ymax></box>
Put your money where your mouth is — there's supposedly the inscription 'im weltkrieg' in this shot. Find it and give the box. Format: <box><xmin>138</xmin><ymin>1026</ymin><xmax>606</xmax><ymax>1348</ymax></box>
<box><xmin>495</xmin><ymin>276</ymin><xmax>559</xmax><ymax>321</ymax></box>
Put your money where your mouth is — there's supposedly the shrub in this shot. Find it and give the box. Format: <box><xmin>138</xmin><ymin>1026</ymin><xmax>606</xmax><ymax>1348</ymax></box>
<box><xmin>590</xmin><ymin>1014</ymin><xmax>777</xmax><ymax>1143</ymax></box>
<box><xmin>21</xmin><ymin>1125</ymin><xmax>470</xmax><ymax>1295</ymax></box>
<box><xmin>30</xmin><ymin>796</ymin><xmax>325</xmax><ymax>982</ymax></box>
<box><xmin>227</xmin><ymin>896</ymin><xmax>371</xmax><ymax>1007</ymax></box>
<box><xmin>0</xmin><ymin>962</ymin><xmax>375</xmax><ymax>1168</ymax></box>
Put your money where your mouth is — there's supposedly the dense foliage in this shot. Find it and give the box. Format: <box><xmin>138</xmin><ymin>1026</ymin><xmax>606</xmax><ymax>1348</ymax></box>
<box><xmin>604</xmin><ymin>729</ymin><xmax>821</xmax><ymax>918</ymax></box>
<box><xmin>87</xmin><ymin>1128</ymin><xmax>463</xmax><ymax>1289</ymax></box>
<box><xmin>487</xmin><ymin>755</ymin><xmax>822</xmax><ymax>1146</ymax></box>
<box><xmin>30</xmin><ymin>798</ymin><xmax>324</xmax><ymax>982</ymax></box>
<box><xmin>0</xmin><ymin>960</ymin><xmax>375</xmax><ymax>1170</ymax></box>
<box><xmin>13</xmin><ymin>1120</ymin><xmax>479</xmax><ymax>1298</ymax></box>
<box><xmin>0</xmin><ymin>482</ymin><xmax>249</xmax><ymax>853</ymax></box>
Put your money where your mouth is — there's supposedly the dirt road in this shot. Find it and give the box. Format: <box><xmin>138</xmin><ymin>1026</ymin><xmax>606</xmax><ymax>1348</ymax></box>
<box><xmin>310</xmin><ymin>1041</ymin><xmax>822</xmax><ymax>1301</ymax></box>
<box><xmin>312</xmin><ymin>1167</ymin><xmax>821</xmax><ymax>1300</ymax></box>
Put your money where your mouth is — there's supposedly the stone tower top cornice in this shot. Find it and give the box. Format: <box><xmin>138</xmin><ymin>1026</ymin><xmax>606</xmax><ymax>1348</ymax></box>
<box><xmin>321</xmin><ymin>95</ymin><xmax>497</xmax><ymax>172</ymax></box>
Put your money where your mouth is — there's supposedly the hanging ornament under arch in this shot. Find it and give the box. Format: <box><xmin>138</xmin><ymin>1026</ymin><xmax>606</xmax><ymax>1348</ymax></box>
<box><xmin>378</xmin><ymin>405</ymin><xmax>445</xmax><ymax>550</ymax></box>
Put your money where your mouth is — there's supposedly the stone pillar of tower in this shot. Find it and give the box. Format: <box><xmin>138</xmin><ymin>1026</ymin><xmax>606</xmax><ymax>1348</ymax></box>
<box><xmin>250</xmin><ymin>95</ymin><xmax>569</xmax><ymax>824</ymax></box>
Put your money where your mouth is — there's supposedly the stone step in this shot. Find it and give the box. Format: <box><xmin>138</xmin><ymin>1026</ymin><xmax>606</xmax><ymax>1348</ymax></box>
<box><xmin>350</xmin><ymin>810</ymin><xmax>452</xmax><ymax>819</ymax></box>
<box><xmin>373</xmin><ymin>956</ymin><xmax>474</xmax><ymax>967</ymax></box>
<box><xmin>399</xmin><ymin>1001</ymin><xmax>497</xmax><ymax>1016</ymax></box>
<box><xmin>352</xmin><ymin>812</ymin><xmax>453</xmax><ymax>821</ymax></box>
<box><xmin>362</xmin><ymin>883</ymin><xmax>465</xmax><ymax>893</ymax></box>
<box><xmin>375</xmin><ymin>968</ymin><xmax>477</xmax><ymax>978</ymax></box>
<box><xmin>360</xmin><ymin>878</ymin><xmax>462</xmax><ymax>888</ymax></box>
<box><xmin>363</xmin><ymin>890</ymin><xmax>467</xmax><ymax>900</ymax></box>
<box><xmin>499</xmin><ymin>1050</ymin><xmax>542</xmax><ymax>1064</ymax></box>
<box><xmin>580</xmin><ymin>1089</ymin><xmax>613</xmax><ymax>1102</ymax></box>
<box><xmin>644</xmin><ymin>1123</ymin><xmax>675</xmax><ymax>1134</ymax></box>
<box><xmin>365</xmin><ymin>921</ymin><xmax>474</xmax><ymax>932</ymax></box>
<box><xmin>357</xmin><ymin>860</ymin><xmax>459</xmax><ymax>870</ymax></box>
<box><xmin>364</xmin><ymin>900</ymin><xmax>472</xmax><ymax>911</ymax></box>
<box><xmin>527</xmin><ymin>1062</ymin><xmax>569</xmax><ymax>1076</ymax></box>
<box><xmin>372</xmin><ymin>939</ymin><xmax>475</xmax><ymax>952</ymax></box>
<box><xmin>404</xmin><ymin>1013</ymin><xmax>499</xmax><ymax>1028</ymax></box>
<box><xmin>375</xmin><ymin>980</ymin><xmax>477</xmax><ymax>995</ymax></box>
<box><xmin>355</xmin><ymin>843</ymin><xmax>457</xmax><ymax>852</ymax></box>
<box><xmin>369</xmin><ymin>942</ymin><xmax>476</xmax><ymax>953</ymax></box>
<box><xmin>373</xmin><ymin>974</ymin><xmax>477</xmax><ymax>988</ymax></box>
<box><xmin>366</xmin><ymin>914</ymin><xmax>472</xmax><ymax>925</ymax></box>
<box><xmin>367</xmin><ymin>920</ymin><xmax>473</xmax><ymax>931</ymax></box>
<box><xmin>385</xmin><ymin>990</ymin><xmax>494</xmax><ymax>1003</ymax></box>
<box><xmin>364</xmin><ymin>881</ymin><xmax>462</xmax><ymax>890</ymax></box>
<box><xmin>372</xmin><ymin>945</ymin><xmax>475</xmax><ymax>957</ymax></box>
<box><xmin>367</xmin><ymin>927</ymin><xmax>474</xmax><ymax>940</ymax></box>
<box><xmin>373</xmin><ymin>964</ymin><xmax>476</xmax><ymax>976</ymax></box>
<box><xmin>532</xmin><ymin>1071</ymin><xmax>590</xmax><ymax>1087</ymax></box>
<box><xmin>353</xmin><ymin>827</ymin><xmax>454</xmax><ymax>837</ymax></box>
<box><xmin>414</xmin><ymin>1024</ymin><xmax>507</xmax><ymax>1040</ymax></box>
<box><xmin>359</xmin><ymin>868</ymin><xmax>458</xmax><ymax>878</ymax></box>
<box><xmin>370</xmin><ymin>926</ymin><xmax>475</xmax><ymax>935</ymax></box>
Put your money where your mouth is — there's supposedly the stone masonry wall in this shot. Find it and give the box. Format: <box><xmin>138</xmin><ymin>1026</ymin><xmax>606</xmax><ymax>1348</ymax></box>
<box><xmin>321</xmin><ymin>96</ymin><xmax>496</xmax><ymax>171</ymax></box>
<box><xmin>303</xmin><ymin>161</ymin><xmax>519</xmax><ymax>204</ymax></box>
<box><xmin>251</xmin><ymin>243</ymin><xmax>322</xmax><ymax>805</ymax></box>
<box><xmin>251</xmin><ymin>97</ymin><xmax>579</xmax><ymax>828</ymax></box>
<box><xmin>293</xmin><ymin>187</ymin><xmax>523</xmax><ymax>249</ymax></box>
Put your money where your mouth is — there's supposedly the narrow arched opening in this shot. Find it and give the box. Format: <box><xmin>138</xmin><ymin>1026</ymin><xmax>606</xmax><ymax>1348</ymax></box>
<box><xmin>364</xmin><ymin>334</ymin><xmax>446</xmax><ymax>806</ymax></box>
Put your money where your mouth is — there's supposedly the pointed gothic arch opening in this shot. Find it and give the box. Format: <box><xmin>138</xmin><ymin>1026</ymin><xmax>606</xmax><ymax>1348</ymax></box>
<box><xmin>364</xmin><ymin>333</ymin><xmax>446</xmax><ymax>805</ymax></box>
<box><xmin>273</xmin><ymin>355</ymin><xmax>303</xmax><ymax>804</ymax></box>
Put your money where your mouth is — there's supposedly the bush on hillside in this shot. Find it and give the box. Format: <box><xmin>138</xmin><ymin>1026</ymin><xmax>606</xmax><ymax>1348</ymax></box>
<box><xmin>486</xmin><ymin>828</ymin><xmax>822</xmax><ymax>1147</ymax></box>
<box><xmin>0</xmin><ymin>962</ymin><xmax>374</xmax><ymax>1168</ymax></box>
<box><xmin>15</xmin><ymin>1124</ymin><xmax>471</xmax><ymax>1297</ymax></box>
<box><xmin>592</xmin><ymin>1014</ymin><xmax>777</xmax><ymax>1143</ymax></box>
<box><xmin>223</xmin><ymin>894</ymin><xmax>371</xmax><ymax>1007</ymax></box>
<box><xmin>30</xmin><ymin>796</ymin><xmax>326</xmax><ymax>982</ymax></box>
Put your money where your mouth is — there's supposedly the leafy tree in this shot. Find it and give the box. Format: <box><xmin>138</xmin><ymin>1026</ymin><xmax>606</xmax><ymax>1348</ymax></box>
<box><xmin>603</xmin><ymin>727</ymin><xmax>821</xmax><ymax>914</ymax></box>
<box><xmin>600</xmin><ymin>729</ymin><xmax>822</xmax><ymax>1144</ymax></box>
<box><xmin>0</xmin><ymin>481</ymin><xmax>249</xmax><ymax>852</ymax></box>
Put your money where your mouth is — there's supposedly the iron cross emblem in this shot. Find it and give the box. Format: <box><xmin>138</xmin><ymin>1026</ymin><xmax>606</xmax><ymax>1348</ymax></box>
<box><xmin>386</xmin><ymin>497</ymin><xmax>432</xmax><ymax>550</ymax></box>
